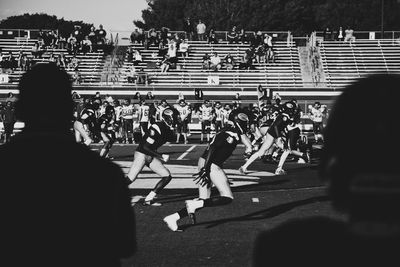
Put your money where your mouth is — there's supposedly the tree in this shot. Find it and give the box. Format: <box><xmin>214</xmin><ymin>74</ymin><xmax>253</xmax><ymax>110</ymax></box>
<box><xmin>0</xmin><ymin>13</ymin><xmax>93</xmax><ymax>38</ymax></box>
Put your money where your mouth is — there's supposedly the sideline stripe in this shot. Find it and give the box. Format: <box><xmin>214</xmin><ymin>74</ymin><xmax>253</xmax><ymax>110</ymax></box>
<box><xmin>177</xmin><ymin>145</ymin><xmax>196</xmax><ymax>160</ymax></box>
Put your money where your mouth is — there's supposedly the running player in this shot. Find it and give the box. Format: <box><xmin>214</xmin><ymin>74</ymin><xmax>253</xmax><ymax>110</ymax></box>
<box><xmin>73</xmin><ymin>98</ymin><xmax>92</xmax><ymax>146</ymax></box>
<box><xmin>199</xmin><ymin>99</ymin><xmax>214</xmax><ymax>143</ymax></box>
<box><xmin>163</xmin><ymin>112</ymin><xmax>250</xmax><ymax>231</ymax></box>
<box><xmin>74</xmin><ymin>101</ymin><xmax>97</xmax><ymax>145</ymax></box>
<box><xmin>98</xmin><ymin>105</ymin><xmax>117</xmax><ymax>158</ymax></box>
<box><xmin>308</xmin><ymin>101</ymin><xmax>326</xmax><ymax>144</ymax></box>
<box><xmin>125</xmin><ymin>108</ymin><xmax>178</xmax><ymax>205</ymax></box>
<box><xmin>175</xmin><ymin>99</ymin><xmax>191</xmax><ymax>144</ymax></box>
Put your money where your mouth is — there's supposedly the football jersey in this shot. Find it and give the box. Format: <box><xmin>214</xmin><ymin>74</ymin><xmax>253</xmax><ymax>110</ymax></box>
<box><xmin>310</xmin><ymin>107</ymin><xmax>324</xmax><ymax>123</ymax></box>
<box><xmin>200</xmin><ymin>105</ymin><xmax>213</xmax><ymax>121</ymax></box>
<box><xmin>98</xmin><ymin>114</ymin><xmax>115</xmax><ymax>133</ymax></box>
<box><xmin>136</xmin><ymin>122</ymin><xmax>174</xmax><ymax>156</ymax></box>
<box><xmin>139</xmin><ymin>105</ymin><xmax>150</xmax><ymax>122</ymax></box>
<box><xmin>201</xmin><ymin>126</ymin><xmax>241</xmax><ymax>167</ymax></box>
<box><xmin>121</xmin><ymin>105</ymin><xmax>135</xmax><ymax>120</ymax></box>
<box><xmin>214</xmin><ymin>107</ymin><xmax>224</xmax><ymax>121</ymax></box>
<box><xmin>221</xmin><ymin>109</ymin><xmax>231</xmax><ymax>124</ymax></box>
<box><xmin>176</xmin><ymin>104</ymin><xmax>191</xmax><ymax>121</ymax></box>
<box><xmin>79</xmin><ymin>108</ymin><xmax>96</xmax><ymax>125</ymax></box>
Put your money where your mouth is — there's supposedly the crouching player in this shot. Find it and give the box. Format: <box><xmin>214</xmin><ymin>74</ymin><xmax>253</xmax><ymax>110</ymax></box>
<box><xmin>125</xmin><ymin>108</ymin><xmax>178</xmax><ymax>205</ymax></box>
<box><xmin>98</xmin><ymin>105</ymin><xmax>117</xmax><ymax>158</ymax></box>
<box><xmin>163</xmin><ymin>112</ymin><xmax>250</xmax><ymax>231</ymax></box>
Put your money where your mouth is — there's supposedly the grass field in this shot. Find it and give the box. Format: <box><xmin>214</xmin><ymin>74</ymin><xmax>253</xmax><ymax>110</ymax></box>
<box><xmin>89</xmin><ymin>143</ymin><xmax>346</xmax><ymax>267</ymax></box>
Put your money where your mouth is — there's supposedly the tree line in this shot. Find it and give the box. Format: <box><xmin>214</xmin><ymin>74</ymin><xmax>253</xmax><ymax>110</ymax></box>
<box><xmin>134</xmin><ymin>0</ymin><xmax>400</xmax><ymax>35</ymax></box>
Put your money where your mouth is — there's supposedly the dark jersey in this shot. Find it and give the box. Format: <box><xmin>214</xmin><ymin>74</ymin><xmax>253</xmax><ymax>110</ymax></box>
<box><xmin>98</xmin><ymin>114</ymin><xmax>115</xmax><ymax>134</ymax></box>
<box><xmin>78</xmin><ymin>108</ymin><xmax>96</xmax><ymax>127</ymax></box>
<box><xmin>136</xmin><ymin>121</ymin><xmax>174</xmax><ymax>156</ymax></box>
<box><xmin>267</xmin><ymin>113</ymin><xmax>293</xmax><ymax>139</ymax></box>
<box><xmin>201</xmin><ymin>126</ymin><xmax>241</xmax><ymax>168</ymax></box>
<box><xmin>258</xmin><ymin>105</ymin><xmax>275</xmax><ymax>127</ymax></box>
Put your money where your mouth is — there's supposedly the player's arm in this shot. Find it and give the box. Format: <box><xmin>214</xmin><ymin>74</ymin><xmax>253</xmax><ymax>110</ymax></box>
<box><xmin>240</xmin><ymin>133</ymin><xmax>253</xmax><ymax>154</ymax></box>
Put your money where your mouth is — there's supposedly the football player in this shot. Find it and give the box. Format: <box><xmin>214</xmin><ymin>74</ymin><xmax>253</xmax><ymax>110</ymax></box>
<box><xmin>125</xmin><ymin>108</ymin><xmax>178</xmax><ymax>205</ymax></box>
<box><xmin>98</xmin><ymin>105</ymin><xmax>117</xmax><ymax>158</ymax></box>
<box><xmin>213</xmin><ymin>101</ymin><xmax>224</xmax><ymax>133</ymax></box>
<box><xmin>163</xmin><ymin>112</ymin><xmax>251</xmax><ymax>231</ymax></box>
<box><xmin>308</xmin><ymin>101</ymin><xmax>326</xmax><ymax>144</ymax></box>
<box><xmin>175</xmin><ymin>99</ymin><xmax>191</xmax><ymax>144</ymax></box>
<box><xmin>199</xmin><ymin>99</ymin><xmax>214</xmax><ymax>143</ymax></box>
<box><xmin>73</xmin><ymin>102</ymin><xmax>97</xmax><ymax>145</ymax></box>
<box><xmin>138</xmin><ymin>98</ymin><xmax>150</xmax><ymax>136</ymax></box>
<box><xmin>239</xmin><ymin>100</ymin><xmax>301</xmax><ymax>174</ymax></box>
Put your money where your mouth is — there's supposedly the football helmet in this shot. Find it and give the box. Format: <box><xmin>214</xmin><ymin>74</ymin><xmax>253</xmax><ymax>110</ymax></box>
<box><xmin>162</xmin><ymin>108</ymin><xmax>178</xmax><ymax>128</ymax></box>
<box><xmin>232</xmin><ymin>112</ymin><xmax>249</xmax><ymax>135</ymax></box>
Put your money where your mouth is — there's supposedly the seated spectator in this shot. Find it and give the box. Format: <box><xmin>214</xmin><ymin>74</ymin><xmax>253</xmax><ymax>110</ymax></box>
<box><xmin>227</xmin><ymin>26</ymin><xmax>239</xmax><ymax>44</ymax></box>
<box><xmin>158</xmin><ymin>41</ymin><xmax>168</xmax><ymax>58</ymax></box>
<box><xmin>266</xmin><ymin>46</ymin><xmax>275</xmax><ymax>63</ymax></box>
<box><xmin>248</xmin><ymin>32</ymin><xmax>257</xmax><ymax>48</ymax></box>
<box><xmin>9</xmin><ymin>55</ymin><xmax>18</xmax><ymax>71</ymax></box>
<box><xmin>68</xmin><ymin>55</ymin><xmax>80</xmax><ymax>71</ymax></box>
<box><xmin>132</xmin><ymin>49</ymin><xmax>143</xmax><ymax>66</ymax></box>
<box><xmin>72</xmin><ymin>70</ymin><xmax>81</xmax><ymax>84</ymax></box>
<box><xmin>239</xmin><ymin>47</ymin><xmax>255</xmax><ymax>70</ymax></box>
<box><xmin>255</xmin><ymin>44</ymin><xmax>265</xmax><ymax>63</ymax></box>
<box><xmin>210</xmin><ymin>52</ymin><xmax>222</xmax><ymax>71</ymax></box>
<box><xmin>31</xmin><ymin>42</ymin><xmax>44</xmax><ymax>59</ymax></box>
<box><xmin>344</xmin><ymin>26</ymin><xmax>356</xmax><ymax>43</ymax></box>
<box><xmin>72</xmin><ymin>25</ymin><xmax>83</xmax><ymax>43</ymax></box>
<box><xmin>223</xmin><ymin>53</ymin><xmax>235</xmax><ymax>70</ymax></box>
<box><xmin>202</xmin><ymin>53</ymin><xmax>211</xmax><ymax>71</ymax></box>
<box><xmin>160</xmin><ymin>55</ymin><xmax>172</xmax><ymax>73</ymax></box>
<box><xmin>178</xmin><ymin>39</ymin><xmax>189</xmax><ymax>58</ymax></box>
<box><xmin>88</xmin><ymin>26</ymin><xmax>97</xmax><ymax>45</ymax></box>
<box><xmin>58</xmin><ymin>34</ymin><xmax>67</xmax><ymax>50</ymax></box>
<box><xmin>147</xmin><ymin>28</ymin><xmax>159</xmax><ymax>47</ymax></box>
<box><xmin>136</xmin><ymin>68</ymin><xmax>147</xmax><ymax>85</ymax></box>
<box><xmin>127</xmin><ymin>64</ymin><xmax>137</xmax><ymax>83</ymax></box>
<box><xmin>207</xmin><ymin>28</ymin><xmax>218</xmax><ymax>44</ymax></box>
<box><xmin>81</xmin><ymin>36</ymin><xmax>92</xmax><ymax>54</ymax></box>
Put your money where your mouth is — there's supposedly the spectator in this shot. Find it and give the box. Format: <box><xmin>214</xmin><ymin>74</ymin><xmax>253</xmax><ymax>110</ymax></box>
<box><xmin>146</xmin><ymin>91</ymin><xmax>155</xmax><ymax>100</ymax></box>
<box><xmin>132</xmin><ymin>49</ymin><xmax>143</xmax><ymax>66</ymax></box>
<box><xmin>88</xmin><ymin>26</ymin><xmax>97</xmax><ymax>45</ymax></box>
<box><xmin>81</xmin><ymin>36</ymin><xmax>92</xmax><ymax>54</ymax></box>
<box><xmin>323</xmin><ymin>27</ymin><xmax>333</xmax><ymax>41</ymax></box>
<box><xmin>130</xmin><ymin>29</ymin><xmax>141</xmax><ymax>44</ymax></box>
<box><xmin>337</xmin><ymin>26</ymin><xmax>344</xmax><ymax>41</ymax></box>
<box><xmin>253</xmin><ymin>74</ymin><xmax>400</xmax><ymax>267</ymax></box>
<box><xmin>95</xmin><ymin>24</ymin><xmax>107</xmax><ymax>45</ymax></box>
<box><xmin>133</xmin><ymin>92</ymin><xmax>141</xmax><ymax>100</ymax></box>
<box><xmin>255</xmin><ymin>44</ymin><xmax>265</xmax><ymax>64</ymax></box>
<box><xmin>127</xmin><ymin>64</ymin><xmax>137</xmax><ymax>84</ymax></box>
<box><xmin>224</xmin><ymin>53</ymin><xmax>236</xmax><ymax>70</ymax></box>
<box><xmin>160</xmin><ymin>55</ymin><xmax>172</xmax><ymax>73</ymax></box>
<box><xmin>72</xmin><ymin>25</ymin><xmax>83</xmax><ymax>43</ymax></box>
<box><xmin>67</xmin><ymin>33</ymin><xmax>78</xmax><ymax>55</ymax></box>
<box><xmin>207</xmin><ymin>28</ymin><xmax>218</xmax><ymax>44</ymax></box>
<box><xmin>227</xmin><ymin>26</ymin><xmax>239</xmax><ymax>44</ymax></box>
<box><xmin>183</xmin><ymin>17</ymin><xmax>195</xmax><ymax>41</ymax></box>
<box><xmin>1</xmin><ymin>63</ymin><xmax>137</xmax><ymax>266</ymax></box>
<box><xmin>178</xmin><ymin>39</ymin><xmax>189</xmax><ymax>58</ymax></box>
<box><xmin>6</xmin><ymin>92</ymin><xmax>17</xmax><ymax>103</ymax></box>
<box><xmin>344</xmin><ymin>26</ymin><xmax>356</xmax><ymax>43</ymax></box>
<box><xmin>136</xmin><ymin>68</ymin><xmax>147</xmax><ymax>84</ymax></box>
<box><xmin>238</xmin><ymin>28</ymin><xmax>248</xmax><ymax>44</ymax></box>
<box><xmin>0</xmin><ymin>100</ymin><xmax>17</xmax><ymax>143</ymax></box>
<box><xmin>196</xmin><ymin>20</ymin><xmax>207</xmax><ymax>41</ymax></box>
<box><xmin>68</xmin><ymin>55</ymin><xmax>80</xmax><ymax>71</ymax></box>
<box><xmin>58</xmin><ymin>34</ymin><xmax>67</xmax><ymax>50</ymax></box>
<box><xmin>240</xmin><ymin>47</ymin><xmax>255</xmax><ymax>70</ymax></box>
<box><xmin>210</xmin><ymin>52</ymin><xmax>222</xmax><ymax>72</ymax></box>
<box><xmin>31</xmin><ymin>42</ymin><xmax>44</xmax><ymax>59</ymax></box>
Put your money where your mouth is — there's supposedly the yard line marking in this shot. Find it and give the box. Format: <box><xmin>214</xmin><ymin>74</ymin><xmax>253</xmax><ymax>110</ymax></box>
<box><xmin>252</xmin><ymin>198</ymin><xmax>260</xmax><ymax>203</ymax></box>
<box><xmin>177</xmin><ymin>145</ymin><xmax>196</xmax><ymax>160</ymax></box>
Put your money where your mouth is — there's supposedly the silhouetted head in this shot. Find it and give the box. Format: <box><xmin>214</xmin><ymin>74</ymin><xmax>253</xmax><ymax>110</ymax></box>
<box><xmin>16</xmin><ymin>63</ymin><xmax>73</xmax><ymax>131</ymax></box>
<box><xmin>320</xmin><ymin>74</ymin><xmax>400</xmax><ymax>220</ymax></box>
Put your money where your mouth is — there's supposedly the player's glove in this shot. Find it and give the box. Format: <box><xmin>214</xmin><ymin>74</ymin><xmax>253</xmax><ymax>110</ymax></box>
<box><xmin>193</xmin><ymin>167</ymin><xmax>212</xmax><ymax>188</ymax></box>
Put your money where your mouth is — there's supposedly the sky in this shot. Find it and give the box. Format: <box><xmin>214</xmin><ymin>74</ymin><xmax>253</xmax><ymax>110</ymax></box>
<box><xmin>0</xmin><ymin>0</ymin><xmax>148</xmax><ymax>34</ymax></box>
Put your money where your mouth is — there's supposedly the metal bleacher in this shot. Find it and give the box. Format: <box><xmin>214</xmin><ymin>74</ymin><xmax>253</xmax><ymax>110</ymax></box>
<box><xmin>0</xmin><ymin>37</ymin><xmax>106</xmax><ymax>84</ymax></box>
<box><xmin>117</xmin><ymin>40</ymin><xmax>303</xmax><ymax>90</ymax></box>
<box><xmin>319</xmin><ymin>39</ymin><xmax>400</xmax><ymax>88</ymax></box>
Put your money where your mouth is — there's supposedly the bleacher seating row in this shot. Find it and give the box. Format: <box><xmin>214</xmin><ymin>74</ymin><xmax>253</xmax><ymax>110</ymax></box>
<box><xmin>319</xmin><ymin>39</ymin><xmax>400</xmax><ymax>88</ymax></box>
<box><xmin>117</xmin><ymin>40</ymin><xmax>303</xmax><ymax>89</ymax></box>
<box><xmin>0</xmin><ymin>38</ymin><xmax>106</xmax><ymax>84</ymax></box>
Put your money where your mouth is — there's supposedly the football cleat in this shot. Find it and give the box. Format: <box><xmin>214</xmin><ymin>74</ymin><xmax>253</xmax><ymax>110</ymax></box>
<box><xmin>275</xmin><ymin>168</ymin><xmax>286</xmax><ymax>175</ymax></box>
<box><xmin>84</xmin><ymin>138</ymin><xmax>92</xmax><ymax>146</ymax></box>
<box><xmin>185</xmin><ymin>200</ymin><xmax>198</xmax><ymax>224</ymax></box>
<box><xmin>142</xmin><ymin>200</ymin><xmax>162</xmax><ymax>206</ymax></box>
<box><xmin>163</xmin><ymin>215</ymin><xmax>181</xmax><ymax>232</ymax></box>
<box><xmin>238</xmin><ymin>166</ymin><xmax>248</xmax><ymax>174</ymax></box>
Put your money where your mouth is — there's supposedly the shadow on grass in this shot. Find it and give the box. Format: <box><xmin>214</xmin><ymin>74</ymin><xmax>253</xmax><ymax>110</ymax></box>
<box><xmin>179</xmin><ymin>195</ymin><xmax>331</xmax><ymax>231</ymax></box>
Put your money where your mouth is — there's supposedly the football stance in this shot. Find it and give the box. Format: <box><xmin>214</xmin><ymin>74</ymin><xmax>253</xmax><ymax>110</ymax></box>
<box><xmin>125</xmin><ymin>108</ymin><xmax>178</xmax><ymax>205</ymax></box>
<box><xmin>163</xmin><ymin>112</ymin><xmax>250</xmax><ymax>231</ymax></box>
